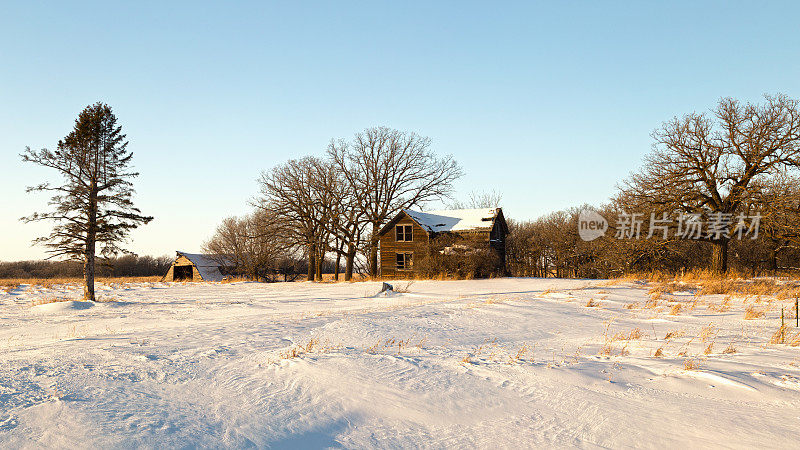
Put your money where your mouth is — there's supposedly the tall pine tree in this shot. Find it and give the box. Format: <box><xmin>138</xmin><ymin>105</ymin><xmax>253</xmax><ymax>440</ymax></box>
<box><xmin>21</xmin><ymin>102</ymin><xmax>153</xmax><ymax>301</ymax></box>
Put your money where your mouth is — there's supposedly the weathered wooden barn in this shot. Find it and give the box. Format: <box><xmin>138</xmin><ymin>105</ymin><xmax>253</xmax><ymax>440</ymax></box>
<box><xmin>162</xmin><ymin>251</ymin><xmax>233</xmax><ymax>282</ymax></box>
<box><xmin>377</xmin><ymin>208</ymin><xmax>508</xmax><ymax>278</ymax></box>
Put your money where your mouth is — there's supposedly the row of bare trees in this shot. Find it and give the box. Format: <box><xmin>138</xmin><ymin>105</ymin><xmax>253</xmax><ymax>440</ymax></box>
<box><xmin>508</xmin><ymin>192</ymin><xmax>800</xmax><ymax>278</ymax></box>
<box><xmin>508</xmin><ymin>94</ymin><xmax>800</xmax><ymax>277</ymax></box>
<box><xmin>204</xmin><ymin>127</ymin><xmax>462</xmax><ymax>281</ymax></box>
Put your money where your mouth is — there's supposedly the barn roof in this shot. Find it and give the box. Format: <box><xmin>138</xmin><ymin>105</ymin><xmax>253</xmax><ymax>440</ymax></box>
<box><xmin>176</xmin><ymin>251</ymin><xmax>233</xmax><ymax>282</ymax></box>
<box><xmin>379</xmin><ymin>208</ymin><xmax>505</xmax><ymax>236</ymax></box>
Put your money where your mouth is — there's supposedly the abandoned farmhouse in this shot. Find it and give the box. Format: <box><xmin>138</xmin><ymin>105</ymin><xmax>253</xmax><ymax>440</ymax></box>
<box><xmin>377</xmin><ymin>208</ymin><xmax>508</xmax><ymax>278</ymax></box>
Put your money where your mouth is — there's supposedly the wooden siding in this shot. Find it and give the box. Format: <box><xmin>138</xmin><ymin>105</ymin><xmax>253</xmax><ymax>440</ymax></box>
<box><xmin>378</xmin><ymin>215</ymin><xmax>430</xmax><ymax>278</ymax></box>
<box><xmin>377</xmin><ymin>210</ymin><xmax>509</xmax><ymax>277</ymax></box>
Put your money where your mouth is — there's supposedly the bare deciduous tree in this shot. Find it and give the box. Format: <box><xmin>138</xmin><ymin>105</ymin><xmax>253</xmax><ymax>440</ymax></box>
<box><xmin>745</xmin><ymin>173</ymin><xmax>800</xmax><ymax>271</ymax></box>
<box><xmin>329</xmin><ymin>127</ymin><xmax>463</xmax><ymax>277</ymax></box>
<box><xmin>203</xmin><ymin>210</ymin><xmax>302</xmax><ymax>281</ymax></box>
<box><xmin>21</xmin><ymin>102</ymin><xmax>152</xmax><ymax>301</ymax></box>
<box><xmin>449</xmin><ymin>190</ymin><xmax>503</xmax><ymax>209</ymax></box>
<box><xmin>318</xmin><ymin>141</ymin><xmax>369</xmax><ymax>281</ymax></box>
<box><xmin>256</xmin><ymin>157</ymin><xmax>335</xmax><ymax>281</ymax></box>
<box><xmin>620</xmin><ymin>94</ymin><xmax>800</xmax><ymax>272</ymax></box>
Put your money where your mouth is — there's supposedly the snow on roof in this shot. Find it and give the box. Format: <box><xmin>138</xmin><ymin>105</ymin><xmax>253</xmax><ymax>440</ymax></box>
<box><xmin>176</xmin><ymin>251</ymin><xmax>232</xmax><ymax>282</ymax></box>
<box><xmin>403</xmin><ymin>208</ymin><xmax>500</xmax><ymax>233</ymax></box>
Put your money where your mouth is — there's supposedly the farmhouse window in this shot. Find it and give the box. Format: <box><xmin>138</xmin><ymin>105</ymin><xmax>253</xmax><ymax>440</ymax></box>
<box><xmin>396</xmin><ymin>224</ymin><xmax>412</xmax><ymax>242</ymax></box>
<box><xmin>396</xmin><ymin>252</ymin><xmax>413</xmax><ymax>270</ymax></box>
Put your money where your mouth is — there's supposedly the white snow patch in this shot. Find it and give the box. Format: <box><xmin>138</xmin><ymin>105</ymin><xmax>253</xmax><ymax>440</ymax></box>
<box><xmin>31</xmin><ymin>300</ymin><xmax>94</xmax><ymax>313</ymax></box>
<box><xmin>1</xmin><ymin>278</ymin><xmax>799</xmax><ymax>447</ymax></box>
<box><xmin>404</xmin><ymin>208</ymin><xmax>500</xmax><ymax>232</ymax></box>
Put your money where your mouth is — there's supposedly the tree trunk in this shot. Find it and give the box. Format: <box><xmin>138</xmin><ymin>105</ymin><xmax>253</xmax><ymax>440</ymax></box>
<box><xmin>84</xmin><ymin>183</ymin><xmax>98</xmax><ymax>302</ymax></box>
<box><xmin>710</xmin><ymin>239</ymin><xmax>729</xmax><ymax>273</ymax></box>
<box><xmin>334</xmin><ymin>252</ymin><xmax>341</xmax><ymax>281</ymax></box>
<box><xmin>84</xmin><ymin>242</ymin><xmax>96</xmax><ymax>301</ymax></box>
<box><xmin>769</xmin><ymin>248</ymin><xmax>779</xmax><ymax>273</ymax></box>
<box><xmin>369</xmin><ymin>226</ymin><xmax>379</xmax><ymax>278</ymax></box>
<box><xmin>315</xmin><ymin>248</ymin><xmax>324</xmax><ymax>282</ymax></box>
<box><xmin>307</xmin><ymin>243</ymin><xmax>316</xmax><ymax>281</ymax></box>
<box><xmin>344</xmin><ymin>244</ymin><xmax>356</xmax><ymax>282</ymax></box>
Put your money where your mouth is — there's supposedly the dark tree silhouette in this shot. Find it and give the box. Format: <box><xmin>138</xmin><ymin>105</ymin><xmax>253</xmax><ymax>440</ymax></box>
<box><xmin>21</xmin><ymin>102</ymin><xmax>152</xmax><ymax>301</ymax></box>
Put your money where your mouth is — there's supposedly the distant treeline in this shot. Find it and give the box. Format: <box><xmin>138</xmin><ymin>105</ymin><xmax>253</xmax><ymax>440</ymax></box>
<box><xmin>0</xmin><ymin>255</ymin><xmax>173</xmax><ymax>279</ymax></box>
<box><xmin>506</xmin><ymin>206</ymin><xmax>800</xmax><ymax>279</ymax></box>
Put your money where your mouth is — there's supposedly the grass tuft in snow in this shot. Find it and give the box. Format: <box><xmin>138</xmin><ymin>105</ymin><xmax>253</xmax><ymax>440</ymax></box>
<box><xmin>683</xmin><ymin>358</ymin><xmax>701</xmax><ymax>371</ymax></box>
<box><xmin>744</xmin><ymin>306</ymin><xmax>766</xmax><ymax>320</ymax></box>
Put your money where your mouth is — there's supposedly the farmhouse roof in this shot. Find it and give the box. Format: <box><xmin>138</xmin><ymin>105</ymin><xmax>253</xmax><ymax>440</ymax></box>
<box><xmin>379</xmin><ymin>208</ymin><xmax>506</xmax><ymax>236</ymax></box>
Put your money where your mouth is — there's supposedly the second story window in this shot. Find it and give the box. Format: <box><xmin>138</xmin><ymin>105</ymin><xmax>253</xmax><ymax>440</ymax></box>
<box><xmin>396</xmin><ymin>224</ymin><xmax>412</xmax><ymax>242</ymax></box>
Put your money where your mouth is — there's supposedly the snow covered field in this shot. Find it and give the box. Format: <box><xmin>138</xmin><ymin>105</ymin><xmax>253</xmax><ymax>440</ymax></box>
<box><xmin>2</xmin><ymin>278</ymin><xmax>799</xmax><ymax>448</ymax></box>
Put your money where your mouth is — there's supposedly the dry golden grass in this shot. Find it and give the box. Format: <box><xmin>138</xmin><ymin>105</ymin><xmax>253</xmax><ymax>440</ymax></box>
<box><xmin>512</xmin><ymin>344</ymin><xmax>530</xmax><ymax>362</ymax></box>
<box><xmin>598</xmin><ymin>320</ymin><xmax>616</xmax><ymax>356</ymax></box>
<box><xmin>277</xmin><ymin>337</ymin><xmax>338</xmax><ymax>360</ymax></box>
<box><xmin>1</xmin><ymin>276</ymin><xmax>162</xmax><ymax>289</ymax></box>
<box><xmin>366</xmin><ymin>341</ymin><xmax>381</xmax><ymax>354</ymax></box>
<box><xmin>648</xmin><ymin>281</ymin><xmax>685</xmax><ymax>296</ymax></box>
<box><xmin>669</xmin><ymin>303</ymin><xmax>683</xmax><ymax>315</ymax></box>
<box><xmin>366</xmin><ymin>272</ymin><xmax>483</xmax><ymax>282</ymax></box>
<box><xmin>613</xmin><ymin>328</ymin><xmax>644</xmax><ymax>341</ymax></box>
<box><xmin>219</xmin><ymin>276</ymin><xmax>254</xmax><ymax>283</ymax></box>
<box><xmin>770</xmin><ymin>325</ymin><xmax>789</xmax><ymax>345</ymax></box>
<box><xmin>624</xmin><ymin>302</ymin><xmax>638</xmax><ymax>310</ymax></box>
<box><xmin>393</xmin><ymin>281</ymin><xmax>415</xmax><ymax>293</ymax></box>
<box><xmin>744</xmin><ymin>305</ymin><xmax>766</xmax><ymax>320</ymax></box>
<box><xmin>664</xmin><ymin>330</ymin><xmax>684</xmax><ymax>340</ymax></box>
<box><xmin>0</xmin><ymin>280</ymin><xmax>21</xmax><ymax>292</ymax></box>
<box><xmin>707</xmin><ymin>296</ymin><xmax>732</xmax><ymax>312</ymax></box>
<box><xmin>699</xmin><ymin>323</ymin><xmax>716</xmax><ymax>343</ymax></box>
<box><xmin>621</xmin><ymin>269</ymin><xmax>800</xmax><ymax>300</ymax></box>
<box><xmin>683</xmin><ymin>358</ymin><xmax>700</xmax><ymax>370</ymax></box>
<box><xmin>653</xmin><ymin>346</ymin><xmax>665</xmax><ymax>357</ymax></box>
<box><xmin>585</xmin><ymin>299</ymin><xmax>601</xmax><ymax>308</ymax></box>
<box><xmin>703</xmin><ymin>342</ymin><xmax>714</xmax><ymax>355</ymax></box>
<box><xmin>622</xmin><ymin>270</ymin><xmax>673</xmax><ymax>284</ymax></box>
<box><xmin>723</xmin><ymin>343</ymin><xmax>737</xmax><ymax>354</ymax></box>
<box><xmin>789</xmin><ymin>332</ymin><xmax>800</xmax><ymax>347</ymax></box>
<box><xmin>643</xmin><ymin>298</ymin><xmax>660</xmax><ymax>309</ymax></box>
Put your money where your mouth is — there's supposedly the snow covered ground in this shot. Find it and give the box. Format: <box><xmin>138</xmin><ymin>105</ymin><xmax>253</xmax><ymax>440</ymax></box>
<box><xmin>1</xmin><ymin>278</ymin><xmax>799</xmax><ymax>448</ymax></box>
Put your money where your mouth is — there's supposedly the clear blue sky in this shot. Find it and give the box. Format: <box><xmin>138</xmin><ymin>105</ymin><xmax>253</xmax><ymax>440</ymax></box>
<box><xmin>2</xmin><ymin>1</ymin><xmax>799</xmax><ymax>261</ymax></box>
